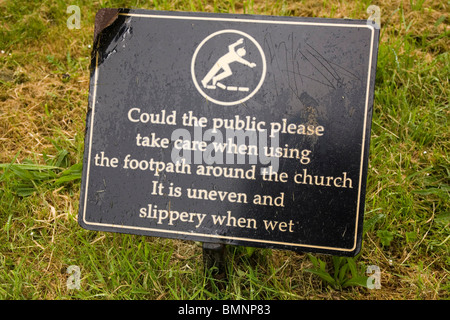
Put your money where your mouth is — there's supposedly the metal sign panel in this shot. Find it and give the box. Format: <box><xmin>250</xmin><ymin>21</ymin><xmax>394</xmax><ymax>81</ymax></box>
<box><xmin>78</xmin><ymin>9</ymin><xmax>379</xmax><ymax>256</ymax></box>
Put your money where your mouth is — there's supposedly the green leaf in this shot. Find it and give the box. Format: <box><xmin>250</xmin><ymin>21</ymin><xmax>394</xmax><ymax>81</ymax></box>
<box><xmin>16</xmin><ymin>186</ymin><xmax>37</xmax><ymax>197</ymax></box>
<box><xmin>0</xmin><ymin>151</ymin><xmax>20</xmax><ymax>181</ymax></box>
<box><xmin>405</xmin><ymin>231</ymin><xmax>418</xmax><ymax>243</ymax></box>
<box><xmin>61</xmin><ymin>163</ymin><xmax>82</xmax><ymax>175</ymax></box>
<box><xmin>342</xmin><ymin>276</ymin><xmax>369</xmax><ymax>288</ymax></box>
<box><xmin>9</xmin><ymin>165</ymin><xmax>34</xmax><ymax>180</ymax></box>
<box><xmin>307</xmin><ymin>254</ymin><xmax>319</xmax><ymax>268</ymax></box>
<box><xmin>435</xmin><ymin>212</ymin><xmax>450</xmax><ymax>225</ymax></box>
<box><xmin>304</xmin><ymin>268</ymin><xmax>336</xmax><ymax>287</ymax></box>
<box><xmin>54</xmin><ymin>174</ymin><xmax>81</xmax><ymax>185</ymax></box>
<box><xmin>435</xmin><ymin>15</ymin><xmax>446</xmax><ymax>27</ymax></box>
<box><xmin>363</xmin><ymin>213</ymin><xmax>385</xmax><ymax>234</ymax></box>
<box><xmin>377</xmin><ymin>230</ymin><xmax>394</xmax><ymax>246</ymax></box>
<box><xmin>413</xmin><ymin>185</ymin><xmax>450</xmax><ymax>196</ymax></box>
<box><xmin>0</xmin><ymin>163</ymin><xmax>60</xmax><ymax>170</ymax></box>
<box><xmin>56</xmin><ymin>163</ymin><xmax>82</xmax><ymax>184</ymax></box>
<box><xmin>54</xmin><ymin>149</ymin><xmax>69</xmax><ymax>167</ymax></box>
<box><xmin>338</xmin><ymin>263</ymin><xmax>349</xmax><ymax>284</ymax></box>
<box><xmin>245</xmin><ymin>246</ymin><xmax>256</xmax><ymax>257</ymax></box>
<box><xmin>346</xmin><ymin>258</ymin><xmax>358</xmax><ymax>278</ymax></box>
<box><xmin>319</xmin><ymin>258</ymin><xmax>327</xmax><ymax>271</ymax></box>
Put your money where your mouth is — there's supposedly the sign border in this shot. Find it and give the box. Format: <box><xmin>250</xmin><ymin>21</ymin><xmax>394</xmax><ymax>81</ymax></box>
<box><xmin>80</xmin><ymin>11</ymin><xmax>377</xmax><ymax>254</ymax></box>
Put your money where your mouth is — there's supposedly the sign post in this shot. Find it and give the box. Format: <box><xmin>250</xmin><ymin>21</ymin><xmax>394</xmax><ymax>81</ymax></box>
<box><xmin>79</xmin><ymin>9</ymin><xmax>379</xmax><ymax>265</ymax></box>
<box><xmin>202</xmin><ymin>242</ymin><xmax>227</xmax><ymax>278</ymax></box>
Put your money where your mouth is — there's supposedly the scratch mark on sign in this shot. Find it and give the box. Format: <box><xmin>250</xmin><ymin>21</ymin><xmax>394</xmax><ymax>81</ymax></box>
<box><xmin>263</xmin><ymin>32</ymin><xmax>362</xmax><ymax>102</ymax></box>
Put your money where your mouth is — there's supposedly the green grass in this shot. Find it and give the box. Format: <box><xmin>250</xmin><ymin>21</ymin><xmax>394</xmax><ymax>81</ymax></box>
<box><xmin>0</xmin><ymin>0</ymin><xmax>449</xmax><ymax>300</ymax></box>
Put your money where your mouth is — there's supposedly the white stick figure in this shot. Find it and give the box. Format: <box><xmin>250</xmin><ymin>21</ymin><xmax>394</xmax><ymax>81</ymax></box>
<box><xmin>201</xmin><ymin>38</ymin><xmax>256</xmax><ymax>89</ymax></box>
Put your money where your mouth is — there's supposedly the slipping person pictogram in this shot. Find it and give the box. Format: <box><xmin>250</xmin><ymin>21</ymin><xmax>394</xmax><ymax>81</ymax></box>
<box><xmin>201</xmin><ymin>38</ymin><xmax>256</xmax><ymax>92</ymax></box>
